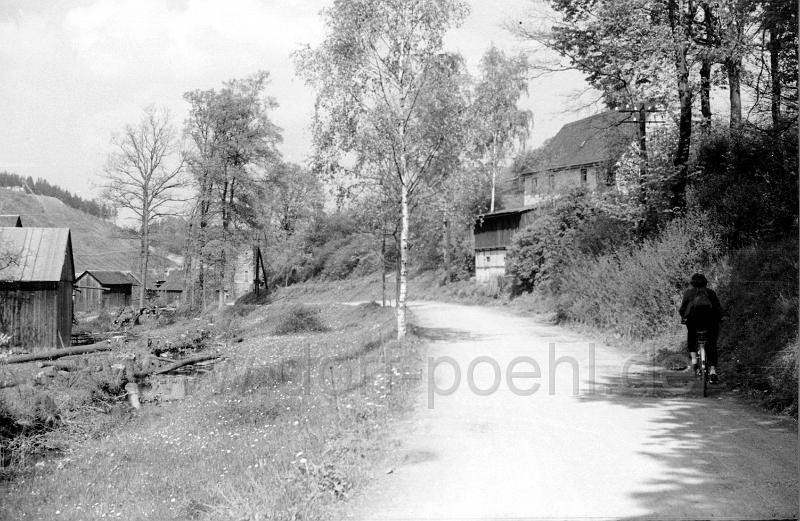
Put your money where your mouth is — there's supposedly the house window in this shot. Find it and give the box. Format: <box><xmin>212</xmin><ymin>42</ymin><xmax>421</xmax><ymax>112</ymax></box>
<box><xmin>580</xmin><ymin>168</ymin><xmax>588</xmax><ymax>185</ymax></box>
<box><xmin>548</xmin><ymin>173</ymin><xmax>555</xmax><ymax>189</ymax></box>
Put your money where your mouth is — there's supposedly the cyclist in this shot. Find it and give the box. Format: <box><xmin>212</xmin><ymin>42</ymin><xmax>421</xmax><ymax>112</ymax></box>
<box><xmin>679</xmin><ymin>273</ymin><xmax>723</xmax><ymax>384</ymax></box>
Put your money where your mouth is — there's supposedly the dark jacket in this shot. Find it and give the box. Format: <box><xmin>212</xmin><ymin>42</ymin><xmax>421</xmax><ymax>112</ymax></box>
<box><xmin>679</xmin><ymin>286</ymin><xmax>723</xmax><ymax>327</ymax></box>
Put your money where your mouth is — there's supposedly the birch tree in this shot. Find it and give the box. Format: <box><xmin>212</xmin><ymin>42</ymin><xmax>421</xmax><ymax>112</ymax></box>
<box><xmin>103</xmin><ymin>106</ymin><xmax>185</xmax><ymax>307</ymax></box>
<box><xmin>296</xmin><ymin>0</ymin><xmax>469</xmax><ymax>339</ymax></box>
<box><xmin>470</xmin><ymin>45</ymin><xmax>532</xmax><ymax>213</ymax></box>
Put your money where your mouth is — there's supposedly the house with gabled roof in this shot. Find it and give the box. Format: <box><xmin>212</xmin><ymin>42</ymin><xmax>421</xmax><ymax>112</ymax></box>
<box><xmin>473</xmin><ymin>111</ymin><xmax>639</xmax><ymax>283</ymax></box>
<box><xmin>0</xmin><ymin>227</ymin><xmax>74</xmax><ymax>348</ymax></box>
<box><xmin>520</xmin><ymin>111</ymin><xmax>638</xmax><ymax>205</ymax></box>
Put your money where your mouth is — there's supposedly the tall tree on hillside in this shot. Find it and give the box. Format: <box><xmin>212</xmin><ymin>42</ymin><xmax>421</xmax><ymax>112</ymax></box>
<box><xmin>296</xmin><ymin>0</ymin><xmax>470</xmax><ymax>339</ymax></box>
<box><xmin>470</xmin><ymin>45</ymin><xmax>533</xmax><ymax>212</ymax></box>
<box><xmin>759</xmin><ymin>0</ymin><xmax>798</xmax><ymax>131</ymax></box>
<box><xmin>103</xmin><ymin>106</ymin><xmax>185</xmax><ymax>308</ymax></box>
<box><xmin>184</xmin><ymin>72</ymin><xmax>282</xmax><ymax>309</ymax></box>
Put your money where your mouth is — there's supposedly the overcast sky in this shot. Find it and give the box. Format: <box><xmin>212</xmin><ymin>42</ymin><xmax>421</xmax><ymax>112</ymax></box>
<box><xmin>0</xmin><ymin>0</ymin><xmax>595</xmax><ymax>199</ymax></box>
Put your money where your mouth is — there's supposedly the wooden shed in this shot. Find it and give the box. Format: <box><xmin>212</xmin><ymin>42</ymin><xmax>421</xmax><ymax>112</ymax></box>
<box><xmin>473</xmin><ymin>206</ymin><xmax>538</xmax><ymax>283</ymax></box>
<box><xmin>146</xmin><ymin>270</ymin><xmax>183</xmax><ymax>305</ymax></box>
<box><xmin>0</xmin><ymin>227</ymin><xmax>74</xmax><ymax>349</ymax></box>
<box><xmin>74</xmin><ymin>270</ymin><xmax>138</xmax><ymax>312</ymax></box>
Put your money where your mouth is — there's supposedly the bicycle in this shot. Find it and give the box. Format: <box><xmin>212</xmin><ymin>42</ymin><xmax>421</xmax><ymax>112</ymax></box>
<box><xmin>695</xmin><ymin>329</ymin><xmax>710</xmax><ymax>397</ymax></box>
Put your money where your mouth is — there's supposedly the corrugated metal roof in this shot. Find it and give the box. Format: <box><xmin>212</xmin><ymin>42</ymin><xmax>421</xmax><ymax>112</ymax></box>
<box><xmin>0</xmin><ymin>215</ymin><xmax>23</xmax><ymax>227</ymax></box>
<box><xmin>530</xmin><ymin>111</ymin><xmax>637</xmax><ymax>172</ymax></box>
<box><xmin>0</xmin><ymin>227</ymin><xmax>71</xmax><ymax>282</ymax></box>
<box><xmin>79</xmin><ymin>270</ymin><xmax>138</xmax><ymax>286</ymax></box>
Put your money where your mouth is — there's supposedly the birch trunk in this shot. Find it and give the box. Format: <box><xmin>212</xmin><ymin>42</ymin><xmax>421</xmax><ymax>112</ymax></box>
<box><xmin>397</xmin><ymin>182</ymin><xmax>409</xmax><ymax>340</ymax></box>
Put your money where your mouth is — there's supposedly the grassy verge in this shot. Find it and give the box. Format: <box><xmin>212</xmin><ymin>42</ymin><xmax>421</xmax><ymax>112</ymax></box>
<box><xmin>0</xmin><ymin>296</ymin><xmax>423</xmax><ymax>520</ymax></box>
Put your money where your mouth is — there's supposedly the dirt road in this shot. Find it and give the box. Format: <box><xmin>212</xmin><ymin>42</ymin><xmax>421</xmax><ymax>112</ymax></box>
<box><xmin>348</xmin><ymin>301</ymin><xmax>798</xmax><ymax>520</ymax></box>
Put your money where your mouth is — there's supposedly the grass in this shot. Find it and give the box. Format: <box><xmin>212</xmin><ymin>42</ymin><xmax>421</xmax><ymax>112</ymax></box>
<box><xmin>0</xmin><ymin>293</ymin><xmax>423</xmax><ymax>520</ymax></box>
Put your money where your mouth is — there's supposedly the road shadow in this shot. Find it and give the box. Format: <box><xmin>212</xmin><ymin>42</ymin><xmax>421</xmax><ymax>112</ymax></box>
<box><xmin>577</xmin><ymin>369</ymin><xmax>798</xmax><ymax>519</ymax></box>
<box><xmin>410</xmin><ymin>325</ymin><xmax>485</xmax><ymax>342</ymax></box>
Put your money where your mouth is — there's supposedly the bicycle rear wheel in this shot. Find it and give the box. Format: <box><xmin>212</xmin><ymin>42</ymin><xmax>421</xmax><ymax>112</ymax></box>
<box><xmin>700</xmin><ymin>348</ymin><xmax>708</xmax><ymax>397</ymax></box>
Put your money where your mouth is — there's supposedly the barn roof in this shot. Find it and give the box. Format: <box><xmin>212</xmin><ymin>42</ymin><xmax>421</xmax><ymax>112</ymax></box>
<box><xmin>529</xmin><ymin>111</ymin><xmax>637</xmax><ymax>173</ymax></box>
<box><xmin>0</xmin><ymin>227</ymin><xmax>72</xmax><ymax>282</ymax></box>
<box><xmin>79</xmin><ymin>270</ymin><xmax>138</xmax><ymax>286</ymax></box>
<box><xmin>0</xmin><ymin>215</ymin><xmax>23</xmax><ymax>227</ymax></box>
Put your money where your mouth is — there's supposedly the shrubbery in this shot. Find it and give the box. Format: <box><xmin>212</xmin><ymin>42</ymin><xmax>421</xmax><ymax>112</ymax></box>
<box><xmin>273</xmin><ymin>305</ymin><xmax>328</xmax><ymax>335</ymax></box>
<box><xmin>506</xmin><ymin>189</ymin><xmax>635</xmax><ymax>294</ymax></box>
<box><xmin>506</xmin><ymin>123</ymin><xmax>798</xmax><ymax>415</ymax></box>
<box><xmin>556</xmin><ymin>212</ymin><xmax>723</xmax><ymax>338</ymax></box>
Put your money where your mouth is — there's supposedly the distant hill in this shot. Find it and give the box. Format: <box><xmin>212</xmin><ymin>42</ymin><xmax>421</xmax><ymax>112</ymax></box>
<box><xmin>0</xmin><ymin>171</ymin><xmax>116</xmax><ymax>220</ymax></box>
<box><xmin>0</xmin><ymin>189</ymin><xmax>174</xmax><ymax>275</ymax></box>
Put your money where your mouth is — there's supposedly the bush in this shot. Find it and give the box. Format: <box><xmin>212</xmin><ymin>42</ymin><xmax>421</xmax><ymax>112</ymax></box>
<box><xmin>688</xmin><ymin>126</ymin><xmax>798</xmax><ymax>247</ymax></box>
<box><xmin>273</xmin><ymin>305</ymin><xmax>328</xmax><ymax>335</ymax></box>
<box><xmin>506</xmin><ymin>189</ymin><xmax>635</xmax><ymax>295</ymax></box>
<box><xmin>555</xmin><ymin>212</ymin><xmax>724</xmax><ymax>339</ymax></box>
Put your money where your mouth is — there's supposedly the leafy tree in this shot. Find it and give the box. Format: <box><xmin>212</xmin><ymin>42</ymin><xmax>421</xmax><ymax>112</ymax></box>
<box><xmin>296</xmin><ymin>0</ymin><xmax>470</xmax><ymax>339</ymax></box>
<box><xmin>184</xmin><ymin>72</ymin><xmax>282</xmax><ymax>309</ymax></box>
<box><xmin>102</xmin><ymin>106</ymin><xmax>185</xmax><ymax>307</ymax></box>
<box><xmin>470</xmin><ymin>45</ymin><xmax>532</xmax><ymax>212</ymax></box>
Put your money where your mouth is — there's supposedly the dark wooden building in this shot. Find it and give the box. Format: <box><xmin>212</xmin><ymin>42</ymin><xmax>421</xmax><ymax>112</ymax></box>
<box><xmin>74</xmin><ymin>270</ymin><xmax>138</xmax><ymax>312</ymax></box>
<box><xmin>0</xmin><ymin>227</ymin><xmax>74</xmax><ymax>349</ymax></box>
<box><xmin>473</xmin><ymin>206</ymin><xmax>538</xmax><ymax>283</ymax></box>
<box><xmin>147</xmin><ymin>270</ymin><xmax>183</xmax><ymax>305</ymax></box>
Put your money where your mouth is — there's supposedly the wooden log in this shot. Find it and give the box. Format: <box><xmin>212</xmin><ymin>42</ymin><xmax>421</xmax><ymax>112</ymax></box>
<box><xmin>136</xmin><ymin>354</ymin><xmax>222</xmax><ymax>378</ymax></box>
<box><xmin>39</xmin><ymin>361</ymin><xmax>82</xmax><ymax>371</ymax></box>
<box><xmin>0</xmin><ymin>343</ymin><xmax>112</xmax><ymax>364</ymax></box>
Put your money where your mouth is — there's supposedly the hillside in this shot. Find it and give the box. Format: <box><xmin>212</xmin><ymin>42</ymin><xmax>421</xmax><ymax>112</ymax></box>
<box><xmin>0</xmin><ymin>189</ymin><xmax>174</xmax><ymax>274</ymax></box>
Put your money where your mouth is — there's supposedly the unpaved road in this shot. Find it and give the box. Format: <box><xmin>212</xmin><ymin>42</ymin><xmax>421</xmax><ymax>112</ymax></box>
<box><xmin>348</xmin><ymin>301</ymin><xmax>798</xmax><ymax>520</ymax></box>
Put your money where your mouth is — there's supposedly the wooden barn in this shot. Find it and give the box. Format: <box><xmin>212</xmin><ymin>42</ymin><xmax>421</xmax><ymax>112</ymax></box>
<box><xmin>147</xmin><ymin>270</ymin><xmax>183</xmax><ymax>305</ymax></box>
<box><xmin>0</xmin><ymin>227</ymin><xmax>74</xmax><ymax>349</ymax></box>
<box><xmin>473</xmin><ymin>206</ymin><xmax>538</xmax><ymax>283</ymax></box>
<box><xmin>74</xmin><ymin>270</ymin><xmax>138</xmax><ymax>312</ymax></box>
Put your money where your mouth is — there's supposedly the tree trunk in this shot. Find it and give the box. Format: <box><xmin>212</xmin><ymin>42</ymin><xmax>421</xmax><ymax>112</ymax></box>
<box><xmin>489</xmin><ymin>134</ymin><xmax>498</xmax><ymax>213</ymax></box>
<box><xmin>668</xmin><ymin>0</ymin><xmax>692</xmax><ymax>210</ymax></box>
<box><xmin>726</xmin><ymin>57</ymin><xmax>742</xmax><ymax>129</ymax></box>
<box><xmin>381</xmin><ymin>233</ymin><xmax>387</xmax><ymax>307</ymax></box>
<box><xmin>139</xmin><ymin>210</ymin><xmax>150</xmax><ymax>309</ymax></box>
<box><xmin>397</xmin><ymin>182</ymin><xmax>409</xmax><ymax>340</ymax></box>
<box><xmin>700</xmin><ymin>58</ymin><xmax>712</xmax><ymax>132</ymax></box>
<box><xmin>637</xmin><ymin>103</ymin><xmax>648</xmax><ymax>204</ymax></box>
<box><xmin>769</xmin><ymin>26</ymin><xmax>782</xmax><ymax>128</ymax></box>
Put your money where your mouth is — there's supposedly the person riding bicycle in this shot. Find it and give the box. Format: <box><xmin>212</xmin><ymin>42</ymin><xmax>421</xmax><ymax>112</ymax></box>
<box><xmin>679</xmin><ymin>273</ymin><xmax>723</xmax><ymax>384</ymax></box>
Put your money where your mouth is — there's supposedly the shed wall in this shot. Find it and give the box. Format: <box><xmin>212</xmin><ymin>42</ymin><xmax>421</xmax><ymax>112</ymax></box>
<box><xmin>0</xmin><ymin>283</ymin><xmax>61</xmax><ymax>349</ymax></box>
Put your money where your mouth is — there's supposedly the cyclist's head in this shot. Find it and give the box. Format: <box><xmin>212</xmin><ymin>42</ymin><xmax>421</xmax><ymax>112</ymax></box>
<box><xmin>690</xmin><ymin>273</ymin><xmax>708</xmax><ymax>287</ymax></box>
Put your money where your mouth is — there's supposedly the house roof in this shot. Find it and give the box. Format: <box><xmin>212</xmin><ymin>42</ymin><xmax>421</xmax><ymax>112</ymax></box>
<box><xmin>477</xmin><ymin>205</ymin><xmax>539</xmax><ymax>219</ymax></box>
<box><xmin>0</xmin><ymin>227</ymin><xmax>72</xmax><ymax>282</ymax></box>
<box><xmin>0</xmin><ymin>215</ymin><xmax>23</xmax><ymax>227</ymax></box>
<box><xmin>527</xmin><ymin>111</ymin><xmax>638</xmax><ymax>173</ymax></box>
<box><xmin>78</xmin><ymin>270</ymin><xmax>138</xmax><ymax>286</ymax></box>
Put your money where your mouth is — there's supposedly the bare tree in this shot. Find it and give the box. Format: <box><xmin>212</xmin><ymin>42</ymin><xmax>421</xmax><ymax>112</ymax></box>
<box><xmin>103</xmin><ymin>106</ymin><xmax>185</xmax><ymax>308</ymax></box>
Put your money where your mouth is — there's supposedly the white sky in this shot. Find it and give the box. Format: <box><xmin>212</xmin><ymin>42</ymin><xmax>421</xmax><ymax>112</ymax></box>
<box><xmin>0</xmin><ymin>0</ymin><xmax>596</xmax><ymax>199</ymax></box>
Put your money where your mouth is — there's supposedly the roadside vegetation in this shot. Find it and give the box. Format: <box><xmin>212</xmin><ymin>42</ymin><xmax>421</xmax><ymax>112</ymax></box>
<box><xmin>506</xmin><ymin>126</ymin><xmax>798</xmax><ymax>416</ymax></box>
<box><xmin>0</xmin><ymin>288</ymin><xmax>422</xmax><ymax>520</ymax></box>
